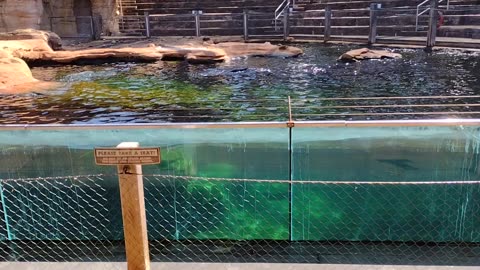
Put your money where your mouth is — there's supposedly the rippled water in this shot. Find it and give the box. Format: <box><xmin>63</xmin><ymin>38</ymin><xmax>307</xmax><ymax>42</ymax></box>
<box><xmin>1</xmin><ymin>44</ymin><xmax>480</xmax><ymax>124</ymax></box>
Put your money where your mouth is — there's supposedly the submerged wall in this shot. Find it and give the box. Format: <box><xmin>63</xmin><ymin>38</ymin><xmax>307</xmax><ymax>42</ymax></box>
<box><xmin>0</xmin><ymin>0</ymin><xmax>119</xmax><ymax>36</ymax></box>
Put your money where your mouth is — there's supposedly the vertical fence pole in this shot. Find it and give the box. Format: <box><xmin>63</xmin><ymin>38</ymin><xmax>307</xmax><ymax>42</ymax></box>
<box><xmin>89</xmin><ymin>16</ymin><xmax>95</xmax><ymax>39</ymax></box>
<box><xmin>368</xmin><ymin>3</ymin><xmax>378</xmax><ymax>45</ymax></box>
<box><xmin>324</xmin><ymin>6</ymin><xmax>332</xmax><ymax>43</ymax></box>
<box><xmin>145</xmin><ymin>12</ymin><xmax>151</xmax><ymax>38</ymax></box>
<box><xmin>426</xmin><ymin>0</ymin><xmax>438</xmax><ymax>49</ymax></box>
<box><xmin>243</xmin><ymin>10</ymin><xmax>249</xmax><ymax>41</ymax></box>
<box><xmin>116</xmin><ymin>142</ymin><xmax>150</xmax><ymax>270</ymax></box>
<box><xmin>194</xmin><ymin>10</ymin><xmax>201</xmax><ymax>37</ymax></box>
<box><xmin>49</xmin><ymin>17</ymin><xmax>54</xmax><ymax>32</ymax></box>
<box><xmin>283</xmin><ymin>7</ymin><xmax>290</xmax><ymax>40</ymax></box>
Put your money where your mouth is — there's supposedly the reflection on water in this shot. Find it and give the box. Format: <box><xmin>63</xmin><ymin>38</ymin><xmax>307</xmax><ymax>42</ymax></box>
<box><xmin>1</xmin><ymin>44</ymin><xmax>480</xmax><ymax>124</ymax></box>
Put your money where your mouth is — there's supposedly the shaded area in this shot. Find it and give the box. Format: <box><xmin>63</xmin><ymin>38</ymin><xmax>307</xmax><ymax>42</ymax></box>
<box><xmin>0</xmin><ymin>240</ymin><xmax>479</xmax><ymax>266</ymax></box>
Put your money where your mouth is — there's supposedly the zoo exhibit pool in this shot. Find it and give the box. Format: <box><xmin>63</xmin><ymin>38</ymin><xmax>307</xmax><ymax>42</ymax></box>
<box><xmin>1</xmin><ymin>44</ymin><xmax>480</xmax><ymax>124</ymax></box>
<box><xmin>1</xmin><ymin>44</ymin><xmax>480</xmax><ymax>264</ymax></box>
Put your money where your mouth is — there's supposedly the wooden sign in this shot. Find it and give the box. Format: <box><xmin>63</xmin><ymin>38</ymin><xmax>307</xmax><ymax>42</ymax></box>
<box><xmin>95</xmin><ymin>147</ymin><xmax>161</xmax><ymax>165</ymax></box>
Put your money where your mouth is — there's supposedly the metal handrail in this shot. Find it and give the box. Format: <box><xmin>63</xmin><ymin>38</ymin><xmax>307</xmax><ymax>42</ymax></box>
<box><xmin>275</xmin><ymin>0</ymin><xmax>289</xmax><ymax>20</ymax></box>
<box><xmin>2</xmin><ymin>119</ymin><xmax>480</xmax><ymax>131</ymax></box>
<box><xmin>274</xmin><ymin>0</ymin><xmax>291</xmax><ymax>29</ymax></box>
<box><xmin>415</xmin><ymin>0</ymin><xmax>449</xmax><ymax>31</ymax></box>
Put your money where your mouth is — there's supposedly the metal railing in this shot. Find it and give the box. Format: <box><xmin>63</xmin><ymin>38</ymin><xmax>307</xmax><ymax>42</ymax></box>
<box><xmin>416</xmin><ymin>0</ymin><xmax>450</xmax><ymax>31</ymax></box>
<box><xmin>274</xmin><ymin>0</ymin><xmax>291</xmax><ymax>29</ymax></box>
<box><xmin>5</xmin><ymin>95</ymin><xmax>480</xmax><ymax>124</ymax></box>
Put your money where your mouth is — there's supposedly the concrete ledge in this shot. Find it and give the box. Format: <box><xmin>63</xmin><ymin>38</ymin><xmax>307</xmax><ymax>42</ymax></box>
<box><xmin>0</xmin><ymin>262</ymin><xmax>478</xmax><ymax>270</ymax></box>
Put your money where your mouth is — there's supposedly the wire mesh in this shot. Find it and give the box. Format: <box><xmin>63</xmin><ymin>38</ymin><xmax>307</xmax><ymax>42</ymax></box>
<box><xmin>144</xmin><ymin>174</ymin><xmax>480</xmax><ymax>265</ymax></box>
<box><xmin>0</xmin><ymin>173</ymin><xmax>479</xmax><ymax>266</ymax></box>
<box><xmin>0</xmin><ymin>175</ymin><xmax>124</xmax><ymax>267</ymax></box>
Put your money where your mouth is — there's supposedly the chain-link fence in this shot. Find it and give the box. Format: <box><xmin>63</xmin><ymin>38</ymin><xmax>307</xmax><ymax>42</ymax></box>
<box><xmin>0</xmin><ymin>175</ymin><xmax>123</xmax><ymax>266</ymax></box>
<box><xmin>144</xmin><ymin>175</ymin><xmax>480</xmax><ymax>265</ymax></box>
<box><xmin>2</xmin><ymin>173</ymin><xmax>477</xmax><ymax>266</ymax></box>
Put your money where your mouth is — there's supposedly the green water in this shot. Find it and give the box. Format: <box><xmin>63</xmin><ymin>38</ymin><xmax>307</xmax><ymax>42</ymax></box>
<box><xmin>3</xmin><ymin>45</ymin><xmax>480</xmax><ymax>123</ymax></box>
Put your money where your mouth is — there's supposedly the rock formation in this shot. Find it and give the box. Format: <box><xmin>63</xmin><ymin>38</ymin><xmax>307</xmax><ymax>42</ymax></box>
<box><xmin>0</xmin><ymin>29</ymin><xmax>63</xmax><ymax>50</ymax></box>
<box><xmin>214</xmin><ymin>42</ymin><xmax>304</xmax><ymax>58</ymax></box>
<box><xmin>0</xmin><ymin>0</ymin><xmax>45</xmax><ymax>32</ymax></box>
<box><xmin>0</xmin><ymin>0</ymin><xmax>119</xmax><ymax>37</ymax></box>
<box><xmin>339</xmin><ymin>48</ymin><xmax>402</xmax><ymax>62</ymax></box>
<box><xmin>0</xmin><ymin>30</ymin><xmax>303</xmax><ymax>93</ymax></box>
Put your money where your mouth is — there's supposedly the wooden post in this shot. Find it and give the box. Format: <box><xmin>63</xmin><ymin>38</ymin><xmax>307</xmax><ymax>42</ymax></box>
<box><xmin>426</xmin><ymin>0</ymin><xmax>438</xmax><ymax>49</ymax></box>
<box><xmin>368</xmin><ymin>3</ymin><xmax>378</xmax><ymax>45</ymax></box>
<box><xmin>324</xmin><ymin>6</ymin><xmax>332</xmax><ymax>43</ymax></box>
<box><xmin>243</xmin><ymin>10</ymin><xmax>249</xmax><ymax>41</ymax></box>
<box><xmin>117</xmin><ymin>142</ymin><xmax>150</xmax><ymax>270</ymax></box>
<box><xmin>145</xmin><ymin>12</ymin><xmax>150</xmax><ymax>38</ymax></box>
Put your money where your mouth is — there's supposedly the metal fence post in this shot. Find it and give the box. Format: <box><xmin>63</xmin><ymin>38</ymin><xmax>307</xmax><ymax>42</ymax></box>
<box><xmin>49</xmin><ymin>17</ymin><xmax>54</xmax><ymax>32</ymax></box>
<box><xmin>243</xmin><ymin>10</ymin><xmax>249</xmax><ymax>41</ymax></box>
<box><xmin>89</xmin><ymin>16</ymin><xmax>95</xmax><ymax>39</ymax></box>
<box><xmin>426</xmin><ymin>0</ymin><xmax>439</xmax><ymax>49</ymax></box>
<box><xmin>368</xmin><ymin>3</ymin><xmax>379</xmax><ymax>44</ymax></box>
<box><xmin>283</xmin><ymin>7</ymin><xmax>291</xmax><ymax>40</ymax></box>
<box><xmin>324</xmin><ymin>6</ymin><xmax>332</xmax><ymax>43</ymax></box>
<box><xmin>145</xmin><ymin>12</ymin><xmax>151</xmax><ymax>38</ymax></box>
<box><xmin>194</xmin><ymin>10</ymin><xmax>201</xmax><ymax>37</ymax></box>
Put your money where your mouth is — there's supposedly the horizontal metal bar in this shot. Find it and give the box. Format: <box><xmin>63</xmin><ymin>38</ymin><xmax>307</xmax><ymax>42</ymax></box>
<box><xmin>292</xmin><ymin>103</ymin><xmax>480</xmax><ymax>109</ymax></box>
<box><xmin>5</xmin><ymin>173</ymin><xmax>480</xmax><ymax>185</ymax></box>
<box><xmin>0</xmin><ymin>122</ymin><xmax>287</xmax><ymax>131</ymax></box>
<box><xmin>291</xmin><ymin>95</ymin><xmax>480</xmax><ymax>102</ymax></box>
<box><xmin>295</xmin><ymin>111</ymin><xmax>480</xmax><ymax>117</ymax></box>
<box><xmin>49</xmin><ymin>16</ymin><xmax>95</xmax><ymax>19</ymax></box>
<box><xmin>149</xmin><ymin>14</ymin><xmax>194</xmax><ymax>18</ymax></box>
<box><xmin>2</xmin><ymin>119</ymin><xmax>480</xmax><ymax>131</ymax></box>
<box><xmin>295</xmin><ymin>119</ymin><xmax>480</xmax><ymax>127</ymax></box>
<box><xmin>63</xmin><ymin>95</ymin><xmax>476</xmax><ymax>106</ymax></box>
<box><xmin>145</xmin><ymin>174</ymin><xmax>480</xmax><ymax>185</ymax></box>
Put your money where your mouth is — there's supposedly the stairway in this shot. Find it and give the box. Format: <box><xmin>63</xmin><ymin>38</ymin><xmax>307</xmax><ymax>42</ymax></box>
<box><xmin>116</xmin><ymin>0</ymin><xmax>480</xmax><ymax>40</ymax></box>
<box><xmin>289</xmin><ymin>0</ymin><xmax>480</xmax><ymax>39</ymax></box>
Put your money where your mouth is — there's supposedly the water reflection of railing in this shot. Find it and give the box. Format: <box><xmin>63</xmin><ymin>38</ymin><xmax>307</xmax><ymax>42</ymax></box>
<box><xmin>3</xmin><ymin>95</ymin><xmax>480</xmax><ymax>123</ymax></box>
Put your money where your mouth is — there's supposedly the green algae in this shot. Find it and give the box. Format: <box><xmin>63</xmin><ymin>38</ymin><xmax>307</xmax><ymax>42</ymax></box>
<box><xmin>55</xmin><ymin>75</ymin><xmax>234</xmax><ymax>110</ymax></box>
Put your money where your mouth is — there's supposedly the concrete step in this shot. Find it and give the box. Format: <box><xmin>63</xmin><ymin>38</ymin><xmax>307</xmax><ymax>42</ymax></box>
<box><xmin>438</xmin><ymin>25</ymin><xmax>480</xmax><ymax>38</ymax></box>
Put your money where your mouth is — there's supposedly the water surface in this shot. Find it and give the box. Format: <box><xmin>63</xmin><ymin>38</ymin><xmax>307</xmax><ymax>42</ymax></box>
<box><xmin>1</xmin><ymin>44</ymin><xmax>480</xmax><ymax>124</ymax></box>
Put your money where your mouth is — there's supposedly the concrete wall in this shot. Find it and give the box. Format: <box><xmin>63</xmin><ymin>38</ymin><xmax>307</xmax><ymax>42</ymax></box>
<box><xmin>92</xmin><ymin>0</ymin><xmax>120</xmax><ymax>35</ymax></box>
<box><xmin>0</xmin><ymin>0</ymin><xmax>119</xmax><ymax>36</ymax></box>
<box><xmin>0</xmin><ymin>0</ymin><xmax>45</xmax><ymax>32</ymax></box>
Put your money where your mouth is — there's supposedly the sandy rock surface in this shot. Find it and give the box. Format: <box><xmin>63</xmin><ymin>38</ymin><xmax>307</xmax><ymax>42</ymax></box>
<box><xmin>0</xmin><ymin>30</ymin><xmax>304</xmax><ymax>93</ymax></box>
<box><xmin>0</xmin><ymin>29</ymin><xmax>63</xmax><ymax>50</ymax></box>
<box><xmin>214</xmin><ymin>42</ymin><xmax>303</xmax><ymax>58</ymax></box>
<box><xmin>339</xmin><ymin>48</ymin><xmax>402</xmax><ymax>62</ymax></box>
